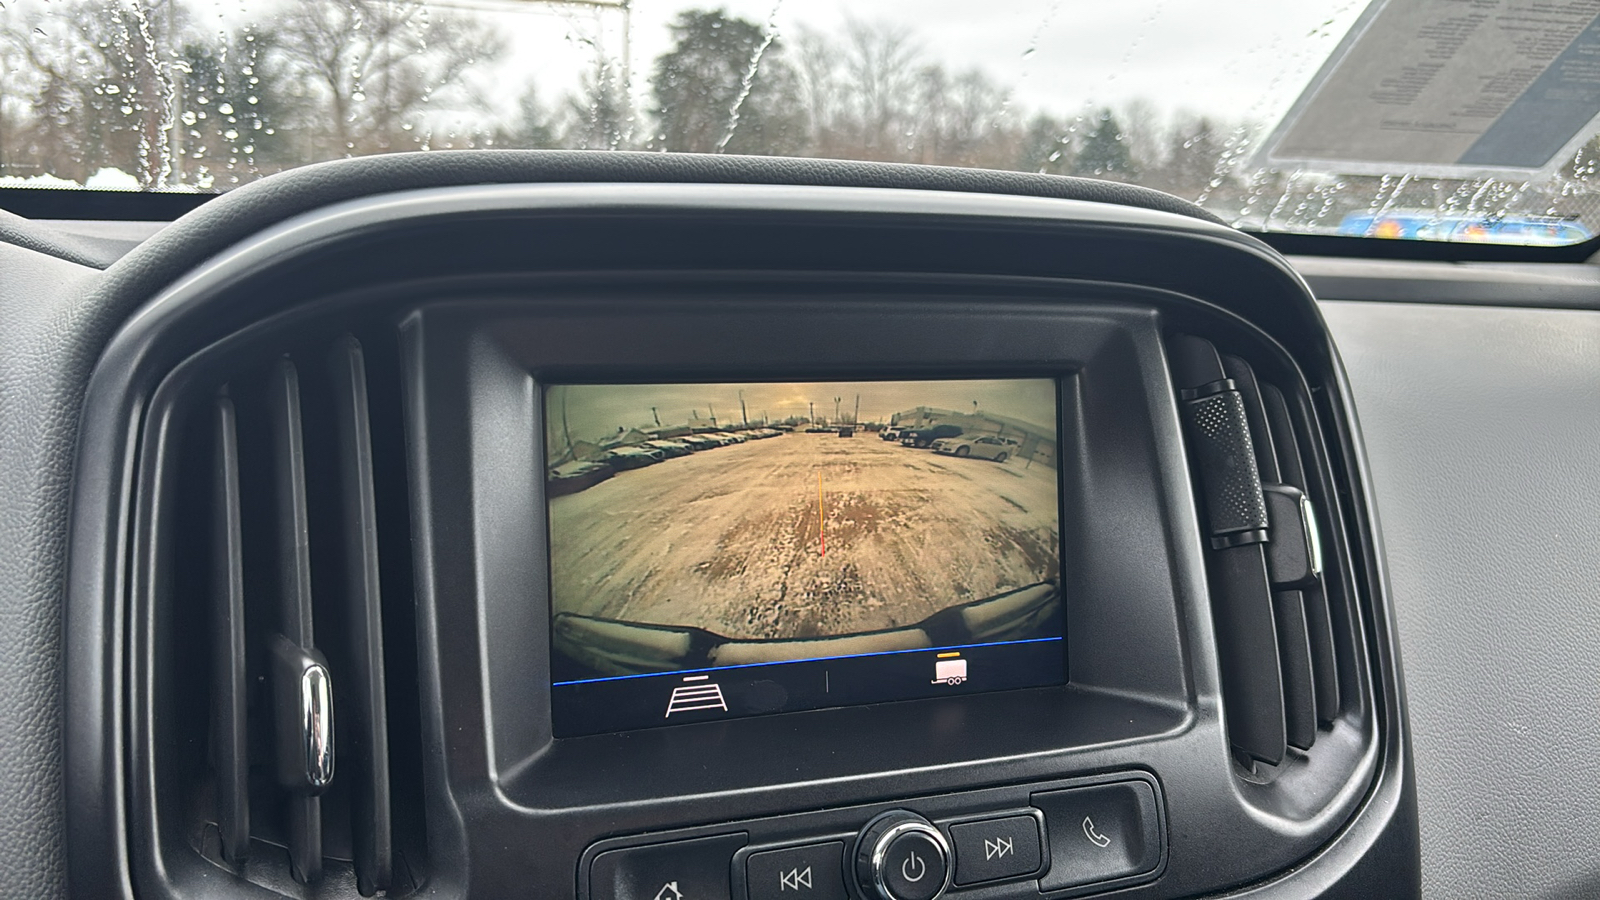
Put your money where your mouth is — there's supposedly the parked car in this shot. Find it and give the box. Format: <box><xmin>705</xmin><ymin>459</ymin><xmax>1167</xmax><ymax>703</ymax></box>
<box><xmin>837</xmin><ymin>425</ymin><xmax>856</xmax><ymax>437</ymax></box>
<box><xmin>935</xmin><ymin>435</ymin><xmax>1018</xmax><ymax>462</ymax></box>
<box><xmin>643</xmin><ymin>440</ymin><xmax>693</xmax><ymax>458</ymax></box>
<box><xmin>546</xmin><ymin>460</ymin><xmax>615</xmax><ymax>497</ymax></box>
<box><xmin>706</xmin><ymin>431</ymin><xmax>747</xmax><ymax>444</ymax></box>
<box><xmin>881</xmin><ymin>428</ymin><xmax>904</xmax><ymax>441</ymax></box>
<box><xmin>901</xmin><ymin>424</ymin><xmax>963</xmax><ymax>448</ymax></box>
<box><xmin>600</xmin><ymin>446</ymin><xmax>665</xmax><ymax>469</ymax></box>
<box><xmin>1337</xmin><ymin>211</ymin><xmax>1592</xmax><ymax>245</ymax></box>
<box><xmin>679</xmin><ymin>434</ymin><xmax>721</xmax><ymax>450</ymax></box>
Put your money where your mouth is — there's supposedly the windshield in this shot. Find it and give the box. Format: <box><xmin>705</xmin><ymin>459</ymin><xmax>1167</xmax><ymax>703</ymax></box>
<box><xmin>3</xmin><ymin>0</ymin><xmax>1600</xmax><ymax>245</ymax></box>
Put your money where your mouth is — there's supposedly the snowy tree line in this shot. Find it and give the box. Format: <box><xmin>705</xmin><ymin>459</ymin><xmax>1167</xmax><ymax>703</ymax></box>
<box><xmin>0</xmin><ymin>2</ymin><xmax>1256</xmax><ymax>196</ymax></box>
<box><xmin>1</xmin><ymin>0</ymin><xmax>1594</xmax><ymax>232</ymax></box>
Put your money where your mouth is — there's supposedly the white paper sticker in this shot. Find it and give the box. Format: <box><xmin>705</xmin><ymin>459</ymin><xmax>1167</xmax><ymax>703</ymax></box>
<box><xmin>1261</xmin><ymin>0</ymin><xmax>1600</xmax><ymax>177</ymax></box>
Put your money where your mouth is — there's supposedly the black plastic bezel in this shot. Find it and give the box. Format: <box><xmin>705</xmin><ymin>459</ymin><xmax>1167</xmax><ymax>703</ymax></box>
<box><xmin>60</xmin><ymin>184</ymin><xmax>1417</xmax><ymax>900</ymax></box>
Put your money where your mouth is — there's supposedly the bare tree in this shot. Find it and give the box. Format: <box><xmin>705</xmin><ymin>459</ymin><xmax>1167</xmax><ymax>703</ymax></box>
<box><xmin>793</xmin><ymin>27</ymin><xmax>840</xmax><ymax>156</ymax></box>
<box><xmin>1</xmin><ymin>0</ymin><xmax>188</xmax><ymax>185</ymax></box>
<box><xmin>265</xmin><ymin>0</ymin><xmax>503</xmax><ymax>159</ymax></box>
<box><xmin>837</xmin><ymin>19</ymin><xmax>920</xmax><ymax>160</ymax></box>
<box><xmin>563</xmin><ymin>61</ymin><xmax>633</xmax><ymax>150</ymax></box>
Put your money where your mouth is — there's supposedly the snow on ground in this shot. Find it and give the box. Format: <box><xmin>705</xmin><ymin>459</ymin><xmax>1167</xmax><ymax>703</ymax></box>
<box><xmin>0</xmin><ymin>168</ymin><xmax>208</xmax><ymax>191</ymax></box>
<box><xmin>549</xmin><ymin>433</ymin><xmax>1060</xmax><ymax>640</ymax></box>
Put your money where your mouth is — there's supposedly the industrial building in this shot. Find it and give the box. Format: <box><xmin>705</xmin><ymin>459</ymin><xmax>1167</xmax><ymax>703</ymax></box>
<box><xmin>889</xmin><ymin>406</ymin><xmax>1057</xmax><ymax>467</ymax></box>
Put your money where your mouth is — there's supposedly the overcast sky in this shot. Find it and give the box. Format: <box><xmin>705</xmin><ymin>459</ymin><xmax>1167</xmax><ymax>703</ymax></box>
<box><xmin>156</xmin><ymin>0</ymin><xmax>1369</xmax><ymax>140</ymax></box>
<box><xmin>471</xmin><ymin>0</ymin><xmax>1367</xmax><ymax>127</ymax></box>
<box><xmin>548</xmin><ymin>379</ymin><xmax>1057</xmax><ymax>443</ymax></box>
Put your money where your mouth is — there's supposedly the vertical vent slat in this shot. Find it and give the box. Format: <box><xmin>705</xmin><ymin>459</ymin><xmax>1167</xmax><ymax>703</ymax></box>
<box><xmin>266</xmin><ymin>358</ymin><xmax>324</xmax><ymax>884</ymax></box>
<box><xmin>1221</xmin><ymin>355</ymin><xmax>1281</xmax><ymax>484</ymax></box>
<box><xmin>1272</xmin><ymin>590</ymin><xmax>1318</xmax><ymax>751</ymax></box>
<box><xmin>209</xmin><ymin>394</ymin><xmax>250</xmax><ymax>865</ymax></box>
<box><xmin>1171</xmin><ymin>334</ymin><xmax>1287</xmax><ymax>766</ymax></box>
<box><xmin>1226</xmin><ymin>355</ymin><xmax>1318</xmax><ymax>753</ymax></box>
<box><xmin>329</xmin><ymin>337</ymin><xmax>394</xmax><ymax>896</ymax></box>
<box><xmin>1261</xmin><ymin>383</ymin><xmax>1342</xmax><ymax>725</ymax></box>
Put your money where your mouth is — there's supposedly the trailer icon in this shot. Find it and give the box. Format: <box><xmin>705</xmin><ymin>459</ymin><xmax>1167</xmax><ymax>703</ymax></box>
<box><xmin>932</xmin><ymin>655</ymin><xmax>967</xmax><ymax>685</ymax></box>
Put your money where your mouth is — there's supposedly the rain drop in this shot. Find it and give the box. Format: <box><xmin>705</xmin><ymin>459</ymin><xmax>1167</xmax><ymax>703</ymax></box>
<box><xmin>218</xmin><ymin>102</ymin><xmax>233</xmax><ymax>114</ymax></box>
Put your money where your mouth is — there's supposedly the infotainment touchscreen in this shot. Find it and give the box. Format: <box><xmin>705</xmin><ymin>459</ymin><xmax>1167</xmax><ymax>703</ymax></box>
<box><xmin>544</xmin><ymin>379</ymin><xmax>1064</xmax><ymax>736</ymax></box>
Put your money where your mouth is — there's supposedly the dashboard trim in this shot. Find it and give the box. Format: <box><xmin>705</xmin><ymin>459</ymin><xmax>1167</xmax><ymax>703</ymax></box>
<box><xmin>60</xmin><ymin>181</ymin><xmax>1414</xmax><ymax>900</ymax></box>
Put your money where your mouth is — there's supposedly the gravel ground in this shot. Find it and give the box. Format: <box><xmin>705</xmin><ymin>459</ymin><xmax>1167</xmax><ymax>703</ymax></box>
<box><xmin>548</xmin><ymin>433</ymin><xmax>1060</xmax><ymax>640</ymax></box>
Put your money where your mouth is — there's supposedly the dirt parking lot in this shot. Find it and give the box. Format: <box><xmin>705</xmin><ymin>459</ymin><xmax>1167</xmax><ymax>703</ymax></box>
<box><xmin>548</xmin><ymin>432</ymin><xmax>1061</xmax><ymax>640</ymax></box>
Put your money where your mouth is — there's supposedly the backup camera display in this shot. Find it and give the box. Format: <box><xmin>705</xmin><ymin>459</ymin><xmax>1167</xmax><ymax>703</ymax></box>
<box><xmin>545</xmin><ymin>379</ymin><xmax>1065</xmax><ymax>736</ymax></box>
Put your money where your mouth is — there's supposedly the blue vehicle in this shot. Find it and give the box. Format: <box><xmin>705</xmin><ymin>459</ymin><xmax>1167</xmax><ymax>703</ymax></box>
<box><xmin>1338</xmin><ymin>212</ymin><xmax>1591</xmax><ymax>246</ymax></box>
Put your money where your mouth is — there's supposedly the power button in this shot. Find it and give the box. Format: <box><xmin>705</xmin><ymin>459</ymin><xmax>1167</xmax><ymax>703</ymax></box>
<box><xmin>855</xmin><ymin>812</ymin><xmax>951</xmax><ymax>900</ymax></box>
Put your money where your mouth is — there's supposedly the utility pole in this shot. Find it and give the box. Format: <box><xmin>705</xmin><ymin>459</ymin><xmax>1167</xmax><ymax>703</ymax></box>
<box><xmin>834</xmin><ymin>397</ymin><xmax>842</xmax><ymax>423</ymax></box>
<box><xmin>809</xmin><ymin>402</ymin><xmax>815</xmax><ymax>423</ymax></box>
<box><xmin>739</xmin><ymin>390</ymin><xmax>748</xmax><ymax>427</ymax></box>
<box><xmin>854</xmin><ymin>394</ymin><xmax>860</xmax><ymax>424</ymax></box>
<box><xmin>621</xmin><ymin>0</ymin><xmax>633</xmax><ymax>95</ymax></box>
<box><xmin>561</xmin><ymin>390</ymin><xmax>574</xmax><ymax>461</ymax></box>
<box><xmin>651</xmin><ymin>406</ymin><xmax>660</xmax><ymax>426</ymax></box>
<box><xmin>709</xmin><ymin>404</ymin><xmax>716</xmax><ymax>426</ymax></box>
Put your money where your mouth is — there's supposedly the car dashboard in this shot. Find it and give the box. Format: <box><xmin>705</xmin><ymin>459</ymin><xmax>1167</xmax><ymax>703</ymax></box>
<box><xmin>0</xmin><ymin>151</ymin><xmax>1593</xmax><ymax>900</ymax></box>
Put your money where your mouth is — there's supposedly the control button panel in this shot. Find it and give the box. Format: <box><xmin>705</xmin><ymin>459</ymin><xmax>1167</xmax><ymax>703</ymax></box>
<box><xmin>746</xmin><ymin>842</ymin><xmax>848</xmax><ymax>900</ymax></box>
<box><xmin>591</xmin><ymin>833</ymin><xmax>747</xmax><ymax>900</ymax></box>
<box><xmin>581</xmin><ymin>773</ymin><xmax>1165</xmax><ymax>900</ymax></box>
<box><xmin>1033</xmin><ymin>781</ymin><xmax>1161</xmax><ymax>891</ymax></box>
<box><xmin>946</xmin><ymin>814</ymin><xmax>1043</xmax><ymax>885</ymax></box>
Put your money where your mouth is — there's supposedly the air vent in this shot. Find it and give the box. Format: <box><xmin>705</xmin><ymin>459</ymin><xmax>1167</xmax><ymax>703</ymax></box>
<box><xmin>145</xmin><ymin>331</ymin><xmax>426</xmax><ymax>898</ymax></box>
<box><xmin>1169</xmin><ymin>333</ymin><xmax>1355</xmax><ymax>770</ymax></box>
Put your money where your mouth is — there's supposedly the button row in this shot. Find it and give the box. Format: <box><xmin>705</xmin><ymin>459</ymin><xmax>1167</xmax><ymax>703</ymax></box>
<box><xmin>588</xmin><ymin>779</ymin><xmax>1160</xmax><ymax>900</ymax></box>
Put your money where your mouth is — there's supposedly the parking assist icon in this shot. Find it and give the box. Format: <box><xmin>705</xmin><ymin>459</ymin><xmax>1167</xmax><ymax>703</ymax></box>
<box><xmin>664</xmin><ymin>674</ymin><xmax>728</xmax><ymax>718</ymax></box>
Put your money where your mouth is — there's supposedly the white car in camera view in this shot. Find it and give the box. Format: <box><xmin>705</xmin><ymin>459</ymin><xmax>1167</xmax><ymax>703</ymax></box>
<box><xmin>934</xmin><ymin>435</ymin><xmax>1018</xmax><ymax>462</ymax></box>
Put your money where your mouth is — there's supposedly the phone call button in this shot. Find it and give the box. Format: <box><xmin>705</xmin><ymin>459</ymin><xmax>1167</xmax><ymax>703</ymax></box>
<box><xmin>1032</xmin><ymin>780</ymin><xmax>1162</xmax><ymax>891</ymax></box>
